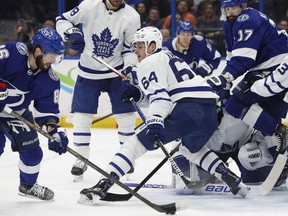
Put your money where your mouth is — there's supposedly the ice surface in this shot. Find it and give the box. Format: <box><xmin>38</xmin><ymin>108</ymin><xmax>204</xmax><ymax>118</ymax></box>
<box><xmin>1</xmin><ymin>128</ymin><xmax>287</xmax><ymax>216</ymax></box>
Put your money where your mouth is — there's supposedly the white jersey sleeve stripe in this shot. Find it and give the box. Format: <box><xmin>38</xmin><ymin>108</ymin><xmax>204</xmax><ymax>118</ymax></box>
<box><xmin>232</xmin><ymin>48</ymin><xmax>257</xmax><ymax>60</ymax></box>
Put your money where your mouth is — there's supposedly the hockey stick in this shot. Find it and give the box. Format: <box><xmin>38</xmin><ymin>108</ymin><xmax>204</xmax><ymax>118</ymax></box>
<box><xmin>101</xmin><ymin>144</ymin><xmax>181</xmax><ymax>201</ymax></box>
<box><xmin>248</xmin><ymin>152</ymin><xmax>287</xmax><ymax>196</ymax></box>
<box><xmin>92</xmin><ymin>113</ymin><xmax>113</xmax><ymax>125</ymax></box>
<box><xmin>86</xmin><ymin>50</ymin><xmax>207</xmax><ymax>190</ymax></box>
<box><xmin>3</xmin><ymin>106</ymin><xmax>191</xmax><ymax>214</ymax></box>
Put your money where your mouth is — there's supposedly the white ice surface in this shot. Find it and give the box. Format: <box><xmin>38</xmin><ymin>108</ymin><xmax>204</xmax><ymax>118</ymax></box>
<box><xmin>1</xmin><ymin>128</ymin><xmax>288</xmax><ymax>216</ymax></box>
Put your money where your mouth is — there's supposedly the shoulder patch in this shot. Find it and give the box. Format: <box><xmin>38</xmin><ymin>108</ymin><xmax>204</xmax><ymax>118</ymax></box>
<box><xmin>194</xmin><ymin>35</ymin><xmax>204</xmax><ymax>41</ymax></box>
<box><xmin>16</xmin><ymin>42</ymin><xmax>28</xmax><ymax>55</ymax></box>
<box><xmin>48</xmin><ymin>68</ymin><xmax>59</xmax><ymax>81</ymax></box>
<box><xmin>237</xmin><ymin>14</ymin><xmax>249</xmax><ymax>22</ymax></box>
<box><xmin>193</xmin><ymin>35</ymin><xmax>204</xmax><ymax>41</ymax></box>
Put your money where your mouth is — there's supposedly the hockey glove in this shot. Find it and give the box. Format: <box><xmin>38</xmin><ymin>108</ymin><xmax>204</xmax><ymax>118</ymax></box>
<box><xmin>0</xmin><ymin>83</ymin><xmax>8</xmax><ymax>113</ymax></box>
<box><xmin>48</xmin><ymin>127</ymin><xmax>68</xmax><ymax>155</ymax></box>
<box><xmin>207</xmin><ymin>75</ymin><xmax>228</xmax><ymax>91</ymax></box>
<box><xmin>146</xmin><ymin>115</ymin><xmax>165</xmax><ymax>145</ymax></box>
<box><xmin>232</xmin><ymin>79</ymin><xmax>264</xmax><ymax>106</ymax></box>
<box><xmin>122</xmin><ymin>66</ymin><xmax>139</xmax><ymax>85</ymax></box>
<box><xmin>207</xmin><ymin>71</ymin><xmax>234</xmax><ymax>91</ymax></box>
<box><xmin>195</xmin><ymin>64</ymin><xmax>212</xmax><ymax>77</ymax></box>
<box><xmin>121</xmin><ymin>80</ymin><xmax>144</xmax><ymax>103</ymax></box>
<box><xmin>64</xmin><ymin>27</ymin><xmax>85</xmax><ymax>53</ymax></box>
<box><xmin>244</xmin><ymin>71</ymin><xmax>264</xmax><ymax>87</ymax></box>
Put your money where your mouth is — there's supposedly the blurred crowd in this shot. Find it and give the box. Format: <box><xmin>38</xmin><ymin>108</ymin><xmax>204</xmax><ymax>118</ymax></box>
<box><xmin>0</xmin><ymin>0</ymin><xmax>287</xmax><ymax>56</ymax></box>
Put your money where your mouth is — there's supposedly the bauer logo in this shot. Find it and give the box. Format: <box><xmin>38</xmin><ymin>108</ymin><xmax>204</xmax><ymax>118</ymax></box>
<box><xmin>204</xmin><ymin>184</ymin><xmax>231</xmax><ymax>193</ymax></box>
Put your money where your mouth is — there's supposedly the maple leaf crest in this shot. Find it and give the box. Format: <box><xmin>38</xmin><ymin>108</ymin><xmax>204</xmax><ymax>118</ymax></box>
<box><xmin>92</xmin><ymin>28</ymin><xmax>119</xmax><ymax>58</ymax></box>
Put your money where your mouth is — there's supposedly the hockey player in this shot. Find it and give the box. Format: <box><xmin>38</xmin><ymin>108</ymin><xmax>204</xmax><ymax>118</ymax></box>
<box><xmin>206</xmin><ymin>0</ymin><xmax>288</xmax><ymax>158</ymax></box>
<box><xmin>55</xmin><ymin>0</ymin><xmax>140</xmax><ymax>180</ymax></box>
<box><xmin>163</xmin><ymin>20</ymin><xmax>221</xmax><ymax>78</ymax></box>
<box><xmin>0</xmin><ymin>28</ymin><xmax>68</xmax><ymax>201</ymax></box>
<box><xmin>78</xmin><ymin>26</ymin><xmax>248</xmax><ymax>204</ymax></box>
<box><xmin>172</xmin><ymin>109</ymin><xmax>285</xmax><ymax>194</ymax></box>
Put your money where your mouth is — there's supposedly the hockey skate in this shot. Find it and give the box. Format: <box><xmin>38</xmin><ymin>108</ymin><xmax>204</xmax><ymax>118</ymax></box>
<box><xmin>274</xmin><ymin>123</ymin><xmax>287</xmax><ymax>159</ymax></box>
<box><xmin>18</xmin><ymin>183</ymin><xmax>54</xmax><ymax>201</ymax></box>
<box><xmin>78</xmin><ymin>173</ymin><xmax>118</xmax><ymax>205</ymax></box>
<box><xmin>216</xmin><ymin>163</ymin><xmax>248</xmax><ymax>197</ymax></box>
<box><xmin>71</xmin><ymin>159</ymin><xmax>87</xmax><ymax>182</ymax></box>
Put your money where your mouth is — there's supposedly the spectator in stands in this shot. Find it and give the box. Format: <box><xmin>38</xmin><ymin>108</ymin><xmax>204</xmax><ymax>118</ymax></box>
<box><xmin>162</xmin><ymin>0</ymin><xmax>197</xmax><ymax>30</ymax></box>
<box><xmin>196</xmin><ymin>1</ymin><xmax>223</xmax><ymax>40</ymax></box>
<box><xmin>277</xmin><ymin>18</ymin><xmax>288</xmax><ymax>33</ymax></box>
<box><xmin>15</xmin><ymin>19</ymin><xmax>39</xmax><ymax>43</ymax></box>
<box><xmin>160</xmin><ymin>28</ymin><xmax>171</xmax><ymax>43</ymax></box>
<box><xmin>125</xmin><ymin>0</ymin><xmax>144</xmax><ymax>8</ymax></box>
<box><xmin>135</xmin><ymin>2</ymin><xmax>147</xmax><ymax>27</ymax></box>
<box><xmin>15</xmin><ymin>18</ymin><xmax>30</xmax><ymax>43</ymax></box>
<box><xmin>144</xmin><ymin>6</ymin><xmax>163</xmax><ymax>29</ymax></box>
<box><xmin>195</xmin><ymin>1</ymin><xmax>224</xmax><ymax>54</ymax></box>
<box><xmin>43</xmin><ymin>19</ymin><xmax>55</xmax><ymax>29</ymax></box>
<box><xmin>144</xmin><ymin>0</ymin><xmax>171</xmax><ymax>20</ymax></box>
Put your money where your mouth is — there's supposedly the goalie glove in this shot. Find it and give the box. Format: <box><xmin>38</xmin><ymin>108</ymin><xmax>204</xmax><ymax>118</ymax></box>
<box><xmin>64</xmin><ymin>27</ymin><xmax>85</xmax><ymax>53</ymax></box>
<box><xmin>238</xmin><ymin>142</ymin><xmax>273</xmax><ymax>171</ymax></box>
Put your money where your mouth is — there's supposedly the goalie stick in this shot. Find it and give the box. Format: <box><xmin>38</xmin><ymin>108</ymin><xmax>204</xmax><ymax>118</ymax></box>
<box><xmin>85</xmin><ymin>50</ymin><xmax>207</xmax><ymax>190</ymax></box>
<box><xmin>247</xmin><ymin>151</ymin><xmax>287</xmax><ymax>196</ymax></box>
<box><xmin>125</xmin><ymin>152</ymin><xmax>287</xmax><ymax>197</ymax></box>
<box><xmin>3</xmin><ymin>106</ymin><xmax>191</xmax><ymax>214</ymax></box>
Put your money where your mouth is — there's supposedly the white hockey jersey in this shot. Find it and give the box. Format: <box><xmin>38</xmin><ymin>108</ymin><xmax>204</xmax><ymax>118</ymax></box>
<box><xmin>56</xmin><ymin>0</ymin><xmax>140</xmax><ymax>79</ymax></box>
<box><xmin>137</xmin><ymin>50</ymin><xmax>219</xmax><ymax>118</ymax></box>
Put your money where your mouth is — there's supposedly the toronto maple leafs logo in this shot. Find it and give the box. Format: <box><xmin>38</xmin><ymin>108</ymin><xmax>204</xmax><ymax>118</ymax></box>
<box><xmin>220</xmin><ymin>141</ymin><xmax>239</xmax><ymax>153</ymax></box>
<box><xmin>92</xmin><ymin>28</ymin><xmax>119</xmax><ymax>58</ymax></box>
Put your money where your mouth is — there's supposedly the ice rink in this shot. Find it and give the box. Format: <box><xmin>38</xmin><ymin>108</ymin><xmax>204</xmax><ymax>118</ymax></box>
<box><xmin>1</xmin><ymin>128</ymin><xmax>288</xmax><ymax>216</ymax></box>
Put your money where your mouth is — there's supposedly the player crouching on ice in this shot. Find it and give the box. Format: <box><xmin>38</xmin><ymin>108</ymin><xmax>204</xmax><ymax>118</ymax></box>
<box><xmin>78</xmin><ymin>26</ymin><xmax>249</xmax><ymax>205</ymax></box>
<box><xmin>0</xmin><ymin>28</ymin><xmax>69</xmax><ymax>201</ymax></box>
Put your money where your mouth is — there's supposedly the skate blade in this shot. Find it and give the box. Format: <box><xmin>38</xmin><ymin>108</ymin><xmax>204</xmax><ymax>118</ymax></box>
<box><xmin>73</xmin><ymin>175</ymin><xmax>84</xmax><ymax>182</ymax></box>
<box><xmin>78</xmin><ymin>194</ymin><xmax>99</xmax><ymax>206</ymax></box>
<box><xmin>18</xmin><ymin>192</ymin><xmax>54</xmax><ymax>202</ymax></box>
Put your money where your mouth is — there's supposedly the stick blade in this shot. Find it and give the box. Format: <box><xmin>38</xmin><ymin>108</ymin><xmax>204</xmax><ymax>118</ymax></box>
<box><xmin>160</xmin><ymin>199</ymin><xmax>192</xmax><ymax>215</ymax></box>
<box><xmin>248</xmin><ymin>153</ymin><xmax>287</xmax><ymax>196</ymax></box>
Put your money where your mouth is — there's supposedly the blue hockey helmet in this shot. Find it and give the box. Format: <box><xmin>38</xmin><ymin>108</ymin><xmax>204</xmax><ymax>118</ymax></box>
<box><xmin>176</xmin><ymin>20</ymin><xmax>194</xmax><ymax>33</ymax></box>
<box><xmin>221</xmin><ymin>0</ymin><xmax>246</xmax><ymax>8</ymax></box>
<box><xmin>31</xmin><ymin>28</ymin><xmax>65</xmax><ymax>55</ymax></box>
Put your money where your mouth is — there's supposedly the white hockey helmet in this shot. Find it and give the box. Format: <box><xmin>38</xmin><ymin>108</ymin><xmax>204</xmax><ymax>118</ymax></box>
<box><xmin>131</xmin><ymin>26</ymin><xmax>163</xmax><ymax>55</ymax></box>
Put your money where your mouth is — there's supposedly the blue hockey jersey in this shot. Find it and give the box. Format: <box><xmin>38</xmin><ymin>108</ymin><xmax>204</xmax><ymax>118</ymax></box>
<box><xmin>223</xmin><ymin>7</ymin><xmax>288</xmax><ymax>79</ymax></box>
<box><xmin>0</xmin><ymin>42</ymin><xmax>60</xmax><ymax>126</ymax></box>
<box><xmin>163</xmin><ymin>35</ymin><xmax>221</xmax><ymax>73</ymax></box>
